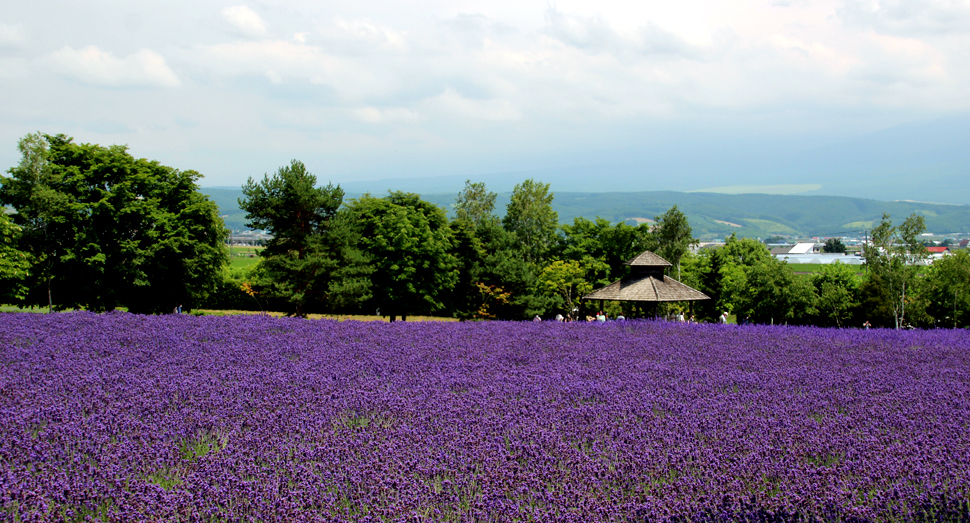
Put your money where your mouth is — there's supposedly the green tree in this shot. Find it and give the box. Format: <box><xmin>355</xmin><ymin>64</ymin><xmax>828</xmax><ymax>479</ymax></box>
<box><xmin>862</xmin><ymin>213</ymin><xmax>928</xmax><ymax>329</ymax></box>
<box><xmin>716</xmin><ymin>234</ymin><xmax>773</xmax><ymax>315</ymax></box>
<box><xmin>239</xmin><ymin>160</ymin><xmax>367</xmax><ymax>317</ymax></box>
<box><xmin>454</xmin><ymin>180</ymin><xmax>497</xmax><ymax>229</ymax></box>
<box><xmin>347</xmin><ymin>192</ymin><xmax>458</xmax><ymax>321</ymax></box>
<box><xmin>653</xmin><ymin>205</ymin><xmax>698</xmax><ymax>281</ymax></box>
<box><xmin>560</xmin><ymin>216</ymin><xmax>654</xmax><ymax>287</ymax></box>
<box><xmin>0</xmin><ymin>211</ymin><xmax>30</xmax><ymax>303</ymax></box>
<box><xmin>922</xmin><ymin>250</ymin><xmax>970</xmax><ymax>328</ymax></box>
<box><xmin>823</xmin><ymin>238</ymin><xmax>847</xmax><ymax>254</ymax></box>
<box><xmin>441</xmin><ymin>218</ymin><xmax>487</xmax><ymax>319</ymax></box>
<box><xmin>688</xmin><ymin>234</ymin><xmax>802</xmax><ymax>323</ymax></box>
<box><xmin>503</xmin><ymin>179</ymin><xmax>558</xmax><ymax>264</ymax></box>
<box><xmin>0</xmin><ymin>133</ymin><xmax>69</xmax><ymax>311</ymax></box>
<box><xmin>810</xmin><ymin>261</ymin><xmax>860</xmax><ymax>328</ymax></box>
<box><xmin>1</xmin><ymin>133</ymin><xmax>227</xmax><ymax>313</ymax></box>
<box><xmin>732</xmin><ymin>258</ymin><xmax>816</xmax><ymax>325</ymax></box>
<box><xmin>682</xmin><ymin>248</ymin><xmax>726</xmax><ymax>322</ymax></box>
<box><xmin>473</xmin><ymin>219</ymin><xmax>554</xmax><ymax>319</ymax></box>
<box><xmin>538</xmin><ymin>259</ymin><xmax>596</xmax><ymax>317</ymax></box>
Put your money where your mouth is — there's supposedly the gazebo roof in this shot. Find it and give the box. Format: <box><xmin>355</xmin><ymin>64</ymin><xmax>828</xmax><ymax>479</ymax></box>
<box><xmin>625</xmin><ymin>250</ymin><xmax>672</xmax><ymax>267</ymax></box>
<box><xmin>584</xmin><ymin>274</ymin><xmax>709</xmax><ymax>302</ymax></box>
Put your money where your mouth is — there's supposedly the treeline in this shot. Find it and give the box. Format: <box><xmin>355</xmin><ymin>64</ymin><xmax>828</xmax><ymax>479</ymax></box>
<box><xmin>2</xmin><ymin>137</ymin><xmax>968</xmax><ymax>328</ymax></box>
<box><xmin>683</xmin><ymin>225</ymin><xmax>970</xmax><ymax>329</ymax></box>
<box><xmin>220</xmin><ymin>160</ymin><xmax>693</xmax><ymax>321</ymax></box>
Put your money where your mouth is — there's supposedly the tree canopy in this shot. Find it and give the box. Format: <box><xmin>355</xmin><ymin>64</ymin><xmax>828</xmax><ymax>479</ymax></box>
<box><xmin>823</xmin><ymin>238</ymin><xmax>847</xmax><ymax>254</ymax></box>
<box><xmin>503</xmin><ymin>179</ymin><xmax>558</xmax><ymax>264</ymax></box>
<box><xmin>239</xmin><ymin>160</ymin><xmax>368</xmax><ymax>317</ymax></box>
<box><xmin>653</xmin><ymin>204</ymin><xmax>697</xmax><ymax>281</ymax></box>
<box><xmin>862</xmin><ymin>213</ymin><xmax>927</xmax><ymax>328</ymax></box>
<box><xmin>0</xmin><ymin>133</ymin><xmax>227</xmax><ymax>313</ymax></box>
<box><xmin>454</xmin><ymin>180</ymin><xmax>497</xmax><ymax>229</ymax></box>
<box><xmin>0</xmin><ymin>211</ymin><xmax>29</xmax><ymax>303</ymax></box>
<box><xmin>346</xmin><ymin>192</ymin><xmax>458</xmax><ymax>321</ymax></box>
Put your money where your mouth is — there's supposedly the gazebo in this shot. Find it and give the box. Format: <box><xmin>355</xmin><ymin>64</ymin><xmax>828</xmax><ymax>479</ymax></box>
<box><xmin>583</xmin><ymin>250</ymin><xmax>709</xmax><ymax>316</ymax></box>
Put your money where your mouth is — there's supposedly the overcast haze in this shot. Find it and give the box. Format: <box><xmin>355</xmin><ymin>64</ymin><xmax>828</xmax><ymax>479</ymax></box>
<box><xmin>2</xmin><ymin>1</ymin><xmax>969</xmax><ymax>202</ymax></box>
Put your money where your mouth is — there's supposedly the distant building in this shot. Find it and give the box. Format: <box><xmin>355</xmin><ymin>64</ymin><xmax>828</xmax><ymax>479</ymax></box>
<box><xmin>788</xmin><ymin>242</ymin><xmax>819</xmax><ymax>254</ymax></box>
<box><xmin>770</xmin><ymin>242</ymin><xmax>819</xmax><ymax>256</ymax></box>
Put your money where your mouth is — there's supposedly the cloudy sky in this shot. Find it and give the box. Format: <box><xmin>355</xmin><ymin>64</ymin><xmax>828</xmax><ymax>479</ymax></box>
<box><xmin>1</xmin><ymin>0</ymin><xmax>968</xmax><ymax>196</ymax></box>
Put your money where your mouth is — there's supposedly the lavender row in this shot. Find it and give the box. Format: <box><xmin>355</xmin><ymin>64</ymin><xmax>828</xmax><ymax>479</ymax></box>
<box><xmin>1</xmin><ymin>312</ymin><xmax>969</xmax><ymax>522</ymax></box>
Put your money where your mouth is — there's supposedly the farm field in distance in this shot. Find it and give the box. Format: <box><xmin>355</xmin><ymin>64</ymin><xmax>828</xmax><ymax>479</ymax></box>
<box><xmin>2</xmin><ymin>313</ymin><xmax>968</xmax><ymax>522</ymax></box>
<box><xmin>228</xmin><ymin>245</ymin><xmax>263</xmax><ymax>269</ymax></box>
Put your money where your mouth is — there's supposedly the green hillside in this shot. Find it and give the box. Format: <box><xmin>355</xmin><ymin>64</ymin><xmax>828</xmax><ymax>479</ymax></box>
<box><xmin>203</xmin><ymin>188</ymin><xmax>970</xmax><ymax>239</ymax></box>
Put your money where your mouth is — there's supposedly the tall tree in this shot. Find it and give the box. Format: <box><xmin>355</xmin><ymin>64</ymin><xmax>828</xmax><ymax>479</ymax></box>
<box><xmin>922</xmin><ymin>250</ymin><xmax>970</xmax><ymax>328</ymax></box>
<box><xmin>823</xmin><ymin>238</ymin><xmax>847</xmax><ymax>254</ymax></box>
<box><xmin>862</xmin><ymin>213</ymin><xmax>928</xmax><ymax>329</ymax></box>
<box><xmin>560</xmin><ymin>216</ymin><xmax>655</xmax><ymax>286</ymax></box>
<box><xmin>239</xmin><ymin>160</ymin><xmax>366</xmax><ymax>317</ymax></box>
<box><xmin>810</xmin><ymin>261</ymin><xmax>860</xmax><ymax>328</ymax></box>
<box><xmin>0</xmin><ymin>211</ymin><xmax>30</xmax><ymax>303</ymax></box>
<box><xmin>454</xmin><ymin>180</ymin><xmax>497</xmax><ymax>228</ymax></box>
<box><xmin>441</xmin><ymin>218</ymin><xmax>487</xmax><ymax>319</ymax></box>
<box><xmin>688</xmin><ymin>234</ymin><xmax>776</xmax><ymax>322</ymax></box>
<box><xmin>682</xmin><ymin>248</ymin><xmax>726</xmax><ymax>323</ymax></box>
<box><xmin>503</xmin><ymin>179</ymin><xmax>558</xmax><ymax>264</ymax></box>
<box><xmin>653</xmin><ymin>205</ymin><xmax>697</xmax><ymax>281</ymax></box>
<box><xmin>472</xmin><ymin>219</ymin><xmax>553</xmax><ymax>320</ymax></box>
<box><xmin>1</xmin><ymin>133</ymin><xmax>227</xmax><ymax>313</ymax></box>
<box><xmin>0</xmin><ymin>133</ymin><xmax>70</xmax><ymax>311</ymax></box>
<box><xmin>538</xmin><ymin>259</ymin><xmax>594</xmax><ymax>317</ymax></box>
<box><xmin>346</xmin><ymin>192</ymin><xmax>457</xmax><ymax>321</ymax></box>
<box><xmin>732</xmin><ymin>258</ymin><xmax>816</xmax><ymax>325</ymax></box>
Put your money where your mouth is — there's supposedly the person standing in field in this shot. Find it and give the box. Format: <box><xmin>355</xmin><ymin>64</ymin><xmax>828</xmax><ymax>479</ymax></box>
<box><xmin>720</xmin><ymin>311</ymin><xmax>729</xmax><ymax>324</ymax></box>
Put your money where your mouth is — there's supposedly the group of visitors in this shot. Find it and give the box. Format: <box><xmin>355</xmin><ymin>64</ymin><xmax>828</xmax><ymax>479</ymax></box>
<box><xmin>532</xmin><ymin>310</ymin><xmax>734</xmax><ymax>323</ymax></box>
<box><xmin>673</xmin><ymin>312</ymin><xmax>701</xmax><ymax>323</ymax></box>
<box><xmin>533</xmin><ymin>311</ymin><xmax>627</xmax><ymax>322</ymax></box>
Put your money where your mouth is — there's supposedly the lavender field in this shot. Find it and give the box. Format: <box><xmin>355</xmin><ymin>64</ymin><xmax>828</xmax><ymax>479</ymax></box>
<box><xmin>1</xmin><ymin>313</ymin><xmax>969</xmax><ymax>522</ymax></box>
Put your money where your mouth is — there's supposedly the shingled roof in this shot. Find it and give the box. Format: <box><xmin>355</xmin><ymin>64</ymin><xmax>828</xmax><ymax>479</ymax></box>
<box><xmin>583</xmin><ymin>249</ymin><xmax>709</xmax><ymax>303</ymax></box>
<box><xmin>584</xmin><ymin>275</ymin><xmax>709</xmax><ymax>302</ymax></box>
<box><xmin>625</xmin><ymin>250</ymin><xmax>672</xmax><ymax>267</ymax></box>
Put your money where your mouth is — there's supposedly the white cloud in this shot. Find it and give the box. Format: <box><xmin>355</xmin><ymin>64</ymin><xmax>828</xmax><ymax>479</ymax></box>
<box><xmin>840</xmin><ymin>0</ymin><xmax>970</xmax><ymax>35</ymax></box>
<box><xmin>201</xmin><ymin>38</ymin><xmax>407</xmax><ymax>102</ymax></box>
<box><xmin>221</xmin><ymin>6</ymin><xmax>267</xmax><ymax>38</ymax></box>
<box><xmin>426</xmin><ymin>89</ymin><xmax>521</xmax><ymax>121</ymax></box>
<box><xmin>7</xmin><ymin>0</ymin><xmax>970</xmax><ymax>191</ymax></box>
<box><xmin>47</xmin><ymin>45</ymin><xmax>181</xmax><ymax>88</ymax></box>
<box><xmin>353</xmin><ymin>106</ymin><xmax>422</xmax><ymax>123</ymax></box>
<box><xmin>0</xmin><ymin>24</ymin><xmax>27</xmax><ymax>49</ymax></box>
<box><xmin>542</xmin><ymin>8</ymin><xmax>705</xmax><ymax>60</ymax></box>
<box><xmin>0</xmin><ymin>57</ymin><xmax>29</xmax><ymax>79</ymax></box>
<box><xmin>0</xmin><ymin>23</ymin><xmax>26</xmax><ymax>49</ymax></box>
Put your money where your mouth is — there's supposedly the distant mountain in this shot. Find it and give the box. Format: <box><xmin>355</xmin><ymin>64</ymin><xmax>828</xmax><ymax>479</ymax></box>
<box><xmin>203</xmin><ymin>187</ymin><xmax>970</xmax><ymax>240</ymax></box>
<box><xmin>310</xmin><ymin>113</ymin><xmax>970</xmax><ymax>205</ymax></box>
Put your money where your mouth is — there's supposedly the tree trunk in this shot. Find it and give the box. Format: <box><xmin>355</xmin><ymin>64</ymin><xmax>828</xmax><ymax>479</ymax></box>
<box><xmin>900</xmin><ymin>280</ymin><xmax>906</xmax><ymax>329</ymax></box>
